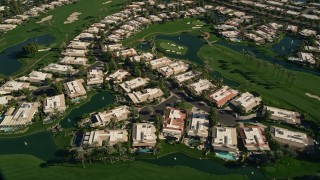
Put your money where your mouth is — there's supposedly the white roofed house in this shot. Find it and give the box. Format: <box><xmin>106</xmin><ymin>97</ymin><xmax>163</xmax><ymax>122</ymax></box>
<box><xmin>43</xmin><ymin>63</ymin><xmax>76</xmax><ymax>74</ymax></box>
<box><xmin>119</xmin><ymin>77</ymin><xmax>150</xmax><ymax>93</ymax></box>
<box><xmin>87</xmin><ymin>69</ymin><xmax>104</xmax><ymax>86</ymax></box>
<box><xmin>131</xmin><ymin>52</ymin><xmax>154</xmax><ymax>62</ymax></box>
<box><xmin>157</xmin><ymin>61</ymin><xmax>189</xmax><ymax>78</ymax></box>
<box><xmin>147</xmin><ymin>57</ymin><xmax>173</xmax><ymax>69</ymax></box>
<box><xmin>186</xmin><ymin>107</ymin><xmax>209</xmax><ymax>139</ymax></box>
<box><xmin>187</xmin><ymin>79</ymin><xmax>214</xmax><ymax>96</ymax></box>
<box><xmin>212</xmin><ymin>127</ymin><xmax>238</xmax><ymax>153</ymax></box>
<box><xmin>115</xmin><ymin>48</ymin><xmax>137</xmax><ymax>58</ymax></box>
<box><xmin>62</xmin><ymin>49</ymin><xmax>87</xmax><ymax>57</ymax></box>
<box><xmin>93</xmin><ymin>106</ymin><xmax>131</xmax><ymax>127</ymax></box>
<box><xmin>230</xmin><ymin>92</ymin><xmax>262</xmax><ymax>113</ymax></box>
<box><xmin>104</xmin><ymin>44</ymin><xmax>123</xmax><ymax>52</ymax></box>
<box><xmin>43</xmin><ymin>94</ymin><xmax>67</xmax><ymax>114</ymax></box>
<box><xmin>0</xmin><ymin>81</ymin><xmax>30</xmax><ymax>95</ymax></box>
<box><xmin>173</xmin><ymin>71</ymin><xmax>201</xmax><ymax>85</ymax></box>
<box><xmin>132</xmin><ymin>123</ymin><xmax>157</xmax><ymax>148</ymax></box>
<box><xmin>0</xmin><ymin>96</ymin><xmax>13</xmax><ymax>106</ymax></box>
<box><xmin>82</xmin><ymin>129</ymin><xmax>128</xmax><ymax>146</ymax></box>
<box><xmin>263</xmin><ymin>106</ymin><xmax>301</xmax><ymax>125</ymax></box>
<box><xmin>106</xmin><ymin>69</ymin><xmax>130</xmax><ymax>83</ymax></box>
<box><xmin>298</xmin><ymin>52</ymin><xmax>316</xmax><ymax>65</ymax></box>
<box><xmin>136</xmin><ymin>17</ymin><xmax>152</xmax><ymax>25</ymax></box>
<box><xmin>22</xmin><ymin>71</ymin><xmax>52</xmax><ymax>83</ymax></box>
<box><xmin>63</xmin><ymin>79</ymin><xmax>87</xmax><ymax>99</ymax></box>
<box><xmin>67</xmin><ymin>41</ymin><xmax>91</xmax><ymax>50</ymax></box>
<box><xmin>149</xmin><ymin>15</ymin><xmax>162</xmax><ymax>23</ymax></box>
<box><xmin>74</xmin><ymin>32</ymin><xmax>95</xmax><ymax>41</ymax></box>
<box><xmin>0</xmin><ymin>102</ymin><xmax>39</xmax><ymax>128</ymax></box>
<box><xmin>128</xmin><ymin>88</ymin><xmax>164</xmax><ymax>104</ymax></box>
<box><xmin>60</xmin><ymin>56</ymin><xmax>88</xmax><ymax>66</ymax></box>
<box><xmin>239</xmin><ymin>126</ymin><xmax>270</xmax><ymax>151</ymax></box>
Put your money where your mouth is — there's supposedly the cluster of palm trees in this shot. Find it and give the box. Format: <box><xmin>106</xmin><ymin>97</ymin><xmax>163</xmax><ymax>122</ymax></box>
<box><xmin>242</xmin><ymin>50</ymin><xmax>298</xmax><ymax>87</ymax></box>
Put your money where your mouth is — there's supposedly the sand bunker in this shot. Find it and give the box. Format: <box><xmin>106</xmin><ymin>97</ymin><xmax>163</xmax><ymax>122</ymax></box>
<box><xmin>305</xmin><ymin>93</ymin><xmax>320</xmax><ymax>101</ymax></box>
<box><xmin>64</xmin><ymin>12</ymin><xmax>82</xmax><ymax>24</ymax></box>
<box><xmin>103</xmin><ymin>1</ymin><xmax>112</xmax><ymax>4</ymax></box>
<box><xmin>36</xmin><ymin>15</ymin><xmax>53</xmax><ymax>24</ymax></box>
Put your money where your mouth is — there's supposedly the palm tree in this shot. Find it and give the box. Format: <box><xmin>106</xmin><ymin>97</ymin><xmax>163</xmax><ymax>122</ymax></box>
<box><xmin>75</xmin><ymin>147</ymin><xmax>86</xmax><ymax>168</ymax></box>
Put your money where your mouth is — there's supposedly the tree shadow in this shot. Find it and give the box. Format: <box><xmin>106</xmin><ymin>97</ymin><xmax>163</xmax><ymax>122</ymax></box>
<box><xmin>0</xmin><ymin>169</ymin><xmax>6</xmax><ymax>180</ymax></box>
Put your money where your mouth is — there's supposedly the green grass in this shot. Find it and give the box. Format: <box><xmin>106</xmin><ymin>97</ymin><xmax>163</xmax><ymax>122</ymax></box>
<box><xmin>157</xmin><ymin>39</ymin><xmax>188</xmax><ymax>55</ymax></box>
<box><xmin>198</xmin><ymin>44</ymin><xmax>320</xmax><ymax>124</ymax></box>
<box><xmin>263</xmin><ymin>157</ymin><xmax>320</xmax><ymax>178</ymax></box>
<box><xmin>0</xmin><ymin>0</ymin><xmax>124</xmax><ymax>77</ymax></box>
<box><xmin>122</xmin><ymin>18</ymin><xmax>197</xmax><ymax>47</ymax></box>
<box><xmin>52</xmin><ymin>130</ymin><xmax>74</xmax><ymax>149</ymax></box>
<box><xmin>0</xmin><ymin>154</ymin><xmax>246</xmax><ymax>180</ymax></box>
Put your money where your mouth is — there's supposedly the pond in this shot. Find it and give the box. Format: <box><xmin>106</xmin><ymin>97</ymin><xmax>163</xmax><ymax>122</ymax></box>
<box><xmin>141</xmin><ymin>153</ymin><xmax>268</xmax><ymax>179</ymax></box>
<box><xmin>0</xmin><ymin>34</ymin><xmax>55</xmax><ymax>76</ymax></box>
<box><xmin>60</xmin><ymin>91</ymin><xmax>115</xmax><ymax>128</ymax></box>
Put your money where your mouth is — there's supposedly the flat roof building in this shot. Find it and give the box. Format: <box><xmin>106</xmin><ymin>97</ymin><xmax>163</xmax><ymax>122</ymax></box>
<box><xmin>106</xmin><ymin>69</ymin><xmax>130</xmax><ymax>83</ymax></box>
<box><xmin>22</xmin><ymin>71</ymin><xmax>52</xmax><ymax>83</ymax></box>
<box><xmin>63</xmin><ymin>79</ymin><xmax>87</xmax><ymax>98</ymax></box>
<box><xmin>158</xmin><ymin>61</ymin><xmax>189</xmax><ymax>78</ymax></box>
<box><xmin>87</xmin><ymin>69</ymin><xmax>104</xmax><ymax>86</ymax></box>
<box><xmin>43</xmin><ymin>63</ymin><xmax>76</xmax><ymax>74</ymax></box>
<box><xmin>119</xmin><ymin>77</ymin><xmax>150</xmax><ymax>93</ymax></box>
<box><xmin>162</xmin><ymin>107</ymin><xmax>186</xmax><ymax>139</ymax></box>
<box><xmin>60</xmin><ymin>56</ymin><xmax>88</xmax><ymax>66</ymax></box>
<box><xmin>0</xmin><ymin>96</ymin><xmax>13</xmax><ymax>106</ymax></box>
<box><xmin>239</xmin><ymin>126</ymin><xmax>270</xmax><ymax>151</ymax></box>
<box><xmin>212</xmin><ymin>127</ymin><xmax>238</xmax><ymax>152</ymax></box>
<box><xmin>264</xmin><ymin>106</ymin><xmax>301</xmax><ymax>125</ymax></box>
<box><xmin>173</xmin><ymin>71</ymin><xmax>201</xmax><ymax>84</ymax></box>
<box><xmin>82</xmin><ymin>129</ymin><xmax>128</xmax><ymax>146</ymax></box>
<box><xmin>43</xmin><ymin>94</ymin><xmax>66</xmax><ymax>114</ymax></box>
<box><xmin>128</xmin><ymin>88</ymin><xmax>164</xmax><ymax>104</ymax></box>
<box><xmin>68</xmin><ymin>41</ymin><xmax>91</xmax><ymax>50</ymax></box>
<box><xmin>187</xmin><ymin>79</ymin><xmax>214</xmax><ymax>96</ymax></box>
<box><xmin>93</xmin><ymin>106</ymin><xmax>130</xmax><ymax>126</ymax></box>
<box><xmin>132</xmin><ymin>123</ymin><xmax>157</xmax><ymax>148</ymax></box>
<box><xmin>62</xmin><ymin>49</ymin><xmax>87</xmax><ymax>57</ymax></box>
<box><xmin>271</xmin><ymin>126</ymin><xmax>313</xmax><ymax>148</ymax></box>
<box><xmin>147</xmin><ymin>57</ymin><xmax>173</xmax><ymax>69</ymax></box>
<box><xmin>187</xmin><ymin>107</ymin><xmax>209</xmax><ymax>139</ymax></box>
<box><xmin>231</xmin><ymin>92</ymin><xmax>261</xmax><ymax>113</ymax></box>
<box><xmin>0</xmin><ymin>102</ymin><xmax>39</xmax><ymax>128</ymax></box>
<box><xmin>206</xmin><ymin>86</ymin><xmax>238</xmax><ymax>107</ymax></box>
<box><xmin>0</xmin><ymin>81</ymin><xmax>30</xmax><ymax>95</ymax></box>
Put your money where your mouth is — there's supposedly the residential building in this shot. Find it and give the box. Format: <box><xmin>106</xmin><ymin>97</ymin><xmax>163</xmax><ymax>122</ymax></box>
<box><xmin>128</xmin><ymin>88</ymin><xmax>164</xmax><ymax>104</ymax></box>
<box><xmin>115</xmin><ymin>48</ymin><xmax>137</xmax><ymax>58</ymax></box>
<box><xmin>187</xmin><ymin>79</ymin><xmax>214</xmax><ymax>96</ymax></box>
<box><xmin>132</xmin><ymin>123</ymin><xmax>157</xmax><ymax>148</ymax></box>
<box><xmin>0</xmin><ymin>102</ymin><xmax>39</xmax><ymax>128</ymax></box>
<box><xmin>82</xmin><ymin>129</ymin><xmax>128</xmax><ymax>146</ymax></box>
<box><xmin>264</xmin><ymin>106</ymin><xmax>301</xmax><ymax>125</ymax></box>
<box><xmin>239</xmin><ymin>126</ymin><xmax>270</xmax><ymax>151</ymax></box>
<box><xmin>68</xmin><ymin>41</ymin><xmax>91</xmax><ymax>50</ymax></box>
<box><xmin>231</xmin><ymin>92</ymin><xmax>261</xmax><ymax>113</ymax></box>
<box><xmin>87</xmin><ymin>69</ymin><xmax>104</xmax><ymax>86</ymax></box>
<box><xmin>173</xmin><ymin>71</ymin><xmax>201</xmax><ymax>84</ymax></box>
<box><xmin>119</xmin><ymin>77</ymin><xmax>150</xmax><ymax>93</ymax></box>
<box><xmin>63</xmin><ymin>79</ymin><xmax>87</xmax><ymax>98</ymax></box>
<box><xmin>0</xmin><ymin>81</ymin><xmax>30</xmax><ymax>95</ymax></box>
<box><xmin>270</xmin><ymin>126</ymin><xmax>312</xmax><ymax>148</ymax></box>
<box><xmin>147</xmin><ymin>57</ymin><xmax>173</xmax><ymax>69</ymax></box>
<box><xmin>60</xmin><ymin>56</ymin><xmax>88</xmax><ymax>66</ymax></box>
<box><xmin>162</xmin><ymin>107</ymin><xmax>186</xmax><ymax>139</ymax></box>
<box><xmin>106</xmin><ymin>69</ymin><xmax>130</xmax><ymax>83</ymax></box>
<box><xmin>157</xmin><ymin>61</ymin><xmax>189</xmax><ymax>77</ymax></box>
<box><xmin>93</xmin><ymin>106</ymin><xmax>131</xmax><ymax>126</ymax></box>
<box><xmin>43</xmin><ymin>94</ymin><xmax>66</xmax><ymax>114</ymax></box>
<box><xmin>0</xmin><ymin>96</ymin><xmax>13</xmax><ymax>106</ymax></box>
<box><xmin>212</xmin><ymin>127</ymin><xmax>238</xmax><ymax>152</ymax></box>
<box><xmin>21</xmin><ymin>71</ymin><xmax>52</xmax><ymax>83</ymax></box>
<box><xmin>62</xmin><ymin>49</ymin><xmax>87</xmax><ymax>57</ymax></box>
<box><xmin>206</xmin><ymin>86</ymin><xmax>238</xmax><ymax>107</ymax></box>
<box><xmin>298</xmin><ymin>52</ymin><xmax>316</xmax><ymax>64</ymax></box>
<box><xmin>187</xmin><ymin>107</ymin><xmax>209</xmax><ymax>139</ymax></box>
<box><xmin>43</xmin><ymin>63</ymin><xmax>76</xmax><ymax>74</ymax></box>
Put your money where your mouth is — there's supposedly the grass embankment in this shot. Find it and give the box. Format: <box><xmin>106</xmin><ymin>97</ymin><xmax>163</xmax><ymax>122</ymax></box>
<box><xmin>263</xmin><ymin>157</ymin><xmax>320</xmax><ymax>178</ymax></box>
<box><xmin>156</xmin><ymin>39</ymin><xmax>188</xmax><ymax>55</ymax></box>
<box><xmin>0</xmin><ymin>154</ymin><xmax>246</xmax><ymax>180</ymax></box>
<box><xmin>0</xmin><ymin>0</ymin><xmax>124</xmax><ymax>77</ymax></box>
<box><xmin>198</xmin><ymin>44</ymin><xmax>320</xmax><ymax>123</ymax></box>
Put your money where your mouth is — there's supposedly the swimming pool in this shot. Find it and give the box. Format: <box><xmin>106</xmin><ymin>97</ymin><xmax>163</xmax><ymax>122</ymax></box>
<box><xmin>215</xmin><ymin>152</ymin><xmax>237</xmax><ymax>161</ymax></box>
<box><xmin>137</xmin><ymin>149</ymin><xmax>153</xmax><ymax>154</ymax></box>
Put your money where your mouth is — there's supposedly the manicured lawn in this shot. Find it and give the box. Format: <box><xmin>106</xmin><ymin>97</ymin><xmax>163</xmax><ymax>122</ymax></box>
<box><xmin>122</xmin><ymin>18</ymin><xmax>198</xmax><ymax>47</ymax></box>
<box><xmin>263</xmin><ymin>157</ymin><xmax>320</xmax><ymax>178</ymax></box>
<box><xmin>0</xmin><ymin>0</ymin><xmax>124</xmax><ymax>76</ymax></box>
<box><xmin>52</xmin><ymin>130</ymin><xmax>74</xmax><ymax>149</ymax></box>
<box><xmin>0</xmin><ymin>155</ymin><xmax>246</xmax><ymax>180</ymax></box>
<box><xmin>198</xmin><ymin>44</ymin><xmax>320</xmax><ymax>124</ymax></box>
<box><xmin>157</xmin><ymin>39</ymin><xmax>188</xmax><ymax>55</ymax></box>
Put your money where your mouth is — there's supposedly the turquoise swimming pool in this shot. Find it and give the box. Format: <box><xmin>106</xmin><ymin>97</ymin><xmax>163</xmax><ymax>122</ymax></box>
<box><xmin>137</xmin><ymin>149</ymin><xmax>153</xmax><ymax>153</ymax></box>
<box><xmin>215</xmin><ymin>152</ymin><xmax>237</xmax><ymax>161</ymax></box>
